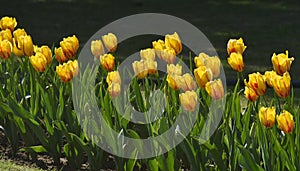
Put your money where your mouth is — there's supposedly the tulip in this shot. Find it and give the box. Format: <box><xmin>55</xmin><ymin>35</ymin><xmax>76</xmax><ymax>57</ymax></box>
<box><xmin>91</xmin><ymin>40</ymin><xmax>105</xmax><ymax>58</ymax></box>
<box><xmin>100</xmin><ymin>53</ymin><xmax>115</xmax><ymax>71</ymax></box>
<box><xmin>102</xmin><ymin>33</ymin><xmax>117</xmax><ymax>52</ymax></box>
<box><xmin>152</xmin><ymin>39</ymin><xmax>166</xmax><ymax>59</ymax></box>
<box><xmin>56</xmin><ymin>60</ymin><xmax>78</xmax><ymax>82</ymax></box>
<box><xmin>55</xmin><ymin>47</ymin><xmax>68</xmax><ymax>63</ymax></box>
<box><xmin>146</xmin><ymin>59</ymin><xmax>157</xmax><ymax>75</ymax></box>
<box><xmin>0</xmin><ymin>29</ymin><xmax>13</xmax><ymax>42</ymax></box>
<box><xmin>18</xmin><ymin>35</ymin><xmax>34</xmax><ymax>56</ymax></box>
<box><xmin>194</xmin><ymin>52</ymin><xmax>209</xmax><ymax>68</ymax></box>
<box><xmin>161</xmin><ymin>48</ymin><xmax>176</xmax><ymax>64</ymax></box>
<box><xmin>13</xmin><ymin>28</ymin><xmax>27</xmax><ymax>41</ymax></box>
<box><xmin>167</xmin><ymin>64</ymin><xmax>182</xmax><ymax>76</ymax></box>
<box><xmin>140</xmin><ymin>48</ymin><xmax>155</xmax><ymax>61</ymax></box>
<box><xmin>179</xmin><ymin>91</ymin><xmax>198</xmax><ymax>112</ymax></box>
<box><xmin>227</xmin><ymin>52</ymin><xmax>244</xmax><ymax>72</ymax></box>
<box><xmin>194</xmin><ymin>66</ymin><xmax>213</xmax><ymax>88</ymax></box>
<box><xmin>227</xmin><ymin>38</ymin><xmax>246</xmax><ymax>55</ymax></box>
<box><xmin>277</xmin><ymin>110</ymin><xmax>294</xmax><ymax>134</ymax></box>
<box><xmin>108</xmin><ymin>82</ymin><xmax>121</xmax><ymax>97</ymax></box>
<box><xmin>244</xmin><ymin>86</ymin><xmax>259</xmax><ymax>102</ymax></box>
<box><xmin>0</xmin><ymin>16</ymin><xmax>17</xmax><ymax>31</ymax></box>
<box><xmin>244</xmin><ymin>72</ymin><xmax>266</xmax><ymax>96</ymax></box>
<box><xmin>205</xmin><ymin>56</ymin><xmax>221</xmax><ymax>78</ymax></box>
<box><xmin>178</xmin><ymin>73</ymin><xmax>196</xmax><ymax>92</ymax></box>
<box><xmin>132</xmin><ymin>60</ymin><xmax>148</xmax><ymax>79</ymax></box>
<box><xmin>60</xmin><ymin>35</ymin><xmax>79</xmax><ymax>59</ymax></box>
<box><xmin>259</xmin><ymin>107</ymin><xmax>276</xmax><ymax>128</ymax></box>
<box><xmin>264</xmin><ymin>70</ymin><xmax>277</xmax><ymax>87</ymax></box>
<box><xmin>167</xmin><ymin>74</ymin><xmax>181</xmax><ymax>90</ymax></box>
<box><xmin>205</xmin><ymin>79</ymin><xmax>224</xmax><ymax>101</ymax></box>
<box><xmin>271</xmin><ymin>50</ymin><xmax>294</xmax><ymax>75</ymax></box>
<box><xmin>106</xmin><ymin>71</ymin><xmax>121</xmax><ymax>85</ymax></box>
<box><xmin>67</xmin><ymin>60</ymin><xmax>79</xmax><ymax>77</ymax></box>
<box><xmin>271</xmin><ymin>72</ymin><xmax>290</xmax><ymax>98</ymax></box>
<box><xmin>165</xmin><ymin>32</ymin><xmax>182</xmax><ymax>55</ymax></box>
<box><xmin>12</xmin><ymin>38</ymin><xmax>23</xmax><ymax>56</ymax></box>
<box><xmin>29</xmin><ymin>52</ymin><xmax>47</xmax><ymax>72</ymax></box>
<box><xmin>35</xmin><ymin>45</ymin><xmax>52</xmax><ymax>64</ymax></box>
<box><xmin>0</xmin><ymin>40</ymin><xmax>12</xmax><ymax>59</ymax></box>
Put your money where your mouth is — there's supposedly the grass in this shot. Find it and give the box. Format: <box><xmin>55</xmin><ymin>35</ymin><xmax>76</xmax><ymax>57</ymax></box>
<box><xmin>0</xmin><ymin>160</ymin><xmax>49</xmax><ymax>171</ymax></box>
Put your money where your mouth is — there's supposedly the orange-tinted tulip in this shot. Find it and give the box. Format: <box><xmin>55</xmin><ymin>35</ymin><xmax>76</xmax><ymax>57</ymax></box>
<box><xmin>0</xmin><ymin>40</ymin><xmax>12</xmax><ymax>59</ymax></box>
<box><xmin>244</xmin><ymin>86</ymin><xmax>259</xmax><ymax>102</ymax></box>
<box><xmin>259</xmin><ymin>107</ymin><xmax>276</xmax><ymax>128</ymax></box>
<box><xmin>194</xmin><ymin>52</ymin><xmax>208</xmax><ymax>68</ymax></box>
<box><xmin>227</xmin><ymin>52</ymin><xmax>244</xmax><ymax>72</ymax></box>
<box><xmin>18</xmin><ymin>35</ymin><xmax>34</xmax><ymax>56</ymax></box>
<box><xmin>60</xmin><ymin>35</ymin><xmax>79</xmax><ymax>59</ymax></box>
<box><xmin>0</xmin><ymin>16</ymin><xmax>17</xmax><ymax>31</ymax></box>
<box><xmin>277</xmin><ymin>110</ymin><xmax>294</xmax><ymax>134</ymax></box>
<box><xmin>55</xmin><ymin>47</ymin><xmax>68</xmax><ymax>63</ymax></box>
<box><xmin>67</xmin><ymin>60</ymin><xmax>79</xmax><ymax>77</ymax></box>
<box><xmin>100</xmin><ymin>53</ymin><xmax>115</xmax><ymax>71</ymax></box>
<box><xmin>167</xmin><ymin>63</ymin><xmax>182</xmax><ymax>76</ymax></box>
<box><xmin>146</xmin><ymin>59</ymin><xmax>157</xmax><ymax>75</ymax></box>
<box><xmin>194</xmin><ymin>66</ymin><xmax>213</xmax><ymax>88</ymax></box>
<box><xmin>152</xmin><ymin>39</ymin><xmax>166</xmax><ymax>59</ymax></box>
<box><xmin>178</xmin><ymin>73</ymin><xmax>196</xmax><ymax>92</ymax></box>
<box><xmin>264</xmin><ymin>70</ymin><xmax>277</xmax><ymax>87</ymax></box>
<box><xmin>227</xmin><ymin>38</ymin><xmax>246</xmax><ymax>55</ymax></box>
<box><xmin>132</xmin><ymin>60</ymin><xmax>148</xmax><ymax>78</ymax></box>
<box><xmin>161</xmin><ymin>48</ymin><xmax>176</xmax><ymax>64</ymax></box>
<box><xmin>29</xmin><ymin>52</ymin><xmax>47</xmax><ymax>72</ymax></box>
<box><xmin>165</xmin><ymin>32</ymin><xmax>182</xmax><ymax>55</ymax></box>
<box><xmin>102</xmin><ymin>33</ymin><xmax>117</xmax><ymax>52</ymax></box>
<box><xmin>108</xmin><ymin>82</ymin><xmax>121</xmax><ymax>98</ymax></box>
<box><xmin>179</xmin><ymin>91</ymin><xmax>198</xmax><ymax>112</ymax></box>
<box><xmin>140</xmin><ymin>48</ymin><xmax>155</xmax><ymax>61</ymax></box>
<box><xmin>244</xmin><ymin>72</ymin><xmax>266</xmax><ymax>96</ymax></box>
<box><xmin>167</xmin><ymin>74</ymin><xmax>181</xmax><ymax>90</ymax></box>
<box><xmin>35</xmin><ymin>45</ymin><xmax>52</xmax><ymax>64</ymax></box>
<box><xmin>271</xmin><ymin>72</ymin><xmax>291</xmax><ymax>98</ymax></box>
<box><xmin>271</xmin><ymin>50</ymin><xmax>294</xmax><ymax>75</ymax></box>
<box><xmin>205</xmin><ymin>79</ymin><xmax>224</xmax><ymax>101</ymax></box>
<box><xmin>0</xmin><ymin>29</ymin><xmax>13</xmax><ymax>42</ymax></box>
<box><xmin>106</xmin><ymin>71</ymin><xmax>121</xmax><ymax>85</ymax></box>
<box><xmin>91</xmin><ymin>40</ymin><xmax>105</xmax><ymax>58</ymax></box>
<box><xmin>56</xmin><ymin>60</ymin><xmax>78</xmax><ymax>82</ymax></box>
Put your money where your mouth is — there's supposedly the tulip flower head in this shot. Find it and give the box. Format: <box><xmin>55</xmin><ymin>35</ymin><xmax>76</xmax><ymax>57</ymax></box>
<box><xmin>0</xmin><ymin>29</ymin><xmax>13</xmax><ymax>43</ymax></box>
<box><xmin>102</xmin><ymin>33</ymin><xmax>117</xmax><ymax>52</ymax></box>
<box><xmin>271</xmin><ymin>72</ymin><xmax>291</xmax><ymax>98</ymax></box>
<box><xmin>100</xmin><ymin>53</ymin><xmax>115</xmax><ymax>71</ymax></box>
<box><xmin>271</xmin><ymin>50</ymin><xmax>294</xmax><ymax>75</ymax></box>
<box><xmin>165</xmin><ymin>32</ymin><xmax>182</xmax><ymax>55</ymax></box>
<box><xmin>227</xmin><ymin>38</ymin><xmax>246</xmax><ymax>55</ymax></box>
<box><xmin>179</xmin><ymin>91</ymin><xmax>198</xmax><ymax>112</ymax></box>
<box><xmin>108</xmin><ymin>82</ymin><xmax>121</xmax><ymax>98</ymax></box>
<box><xmin>264</xmin><ymin>70</ymin><xmax>277</xmax><ymax>87</ymax></box>
<box><xmin>29</xmin><ymin>52</ymin><xmax>48</xmax><ymax>72</ymax></box>
<box><xmin>244</xmin><ymin>86</ymin><xmax>259</xmax><ymax>102</ymax></box>
<box><xmin>259</xmin><ymin>107</ymin><xmax>276</xmax><ymax>128</ymax></box>
<box><xmin>0</xmin><ymin>16</ymin><xmax>17</xmax><ymax>31</ymax></box>
<box><xmin>178</xmin><ymin>73</ymin><xmax>197</xmax><ymax>92</ymax></box>
<box><xmin>56</xmin><ymin>60</ymin><xmax>79</xmax><ymax>82</ymax></box>
<box><xmin>60</xmin><ymin>35</ymin><xmax>79</xmax><ymax>59</ymax></box>
<box><xmin>244</xmin><ymin>72</ymin><xmax>266</xmax><ymax>96</ymax></box>
<box><xmin>91</xmin><ymin>40</ymin><xmax>105</xmax><ymax>58</ymax></box>
<box><xmin>167</xmin><ymin>63</ymin><xmax>182</xmax><ymax>76</ymax></box>
<box><xmin>106</xmin><ymin>71</ymin><xmax>121</xmax><ymax>85</ymax></box>
<box><xmin>205</xmin><ymin>79</ymin><xmax>224</xmax><ymax>101</ymax></box>
<box><xmin>277</xmin><ymin>110</ymin><xmax>294</xmax><ymax>134</ymax></box>
<box><xmin>55</xmin><ymin>47</ymin><xmax>68</xmax><ymax>63</ymax></box>
<box><xmin>146</xmin><ymin>59</ymin><xmax>157</xmax><ymax>75</ymax></box>
<box><xmin>194</xmin><ymin>66</ymin><xmax>213</xmax><ymax>88</ymax></box>
<box><xmin>35</xmin><ymin>45</ymin><xmax>52</xmax><ymax>64</ymax></box>
<box><xmin>140</xmin><ymin>48</ymin><xmax>155</xmax><ymax>61</ymax></box>
<box><xmin>227</xmin><ymin>52</ymin><xmax>244</xmax><ymax>72</ymax></box>
<box><xmin>132</xmin><ymin>60</ymin><xmax>148</xmax><ymax>79</ymax></box>
<box><xmin>0</xmin><ymin>40</ymin><xmax>12</xmax><ymax>59</ymax></box>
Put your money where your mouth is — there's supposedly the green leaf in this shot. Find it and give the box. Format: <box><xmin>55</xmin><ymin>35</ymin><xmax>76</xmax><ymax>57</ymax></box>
<box><xmin>238</xmin><ymin>145</ymin><xmax>264</xmax><ymax>171</ymax></box>
<box><xmin>20</xmin><ymin>145</ymin><xmax>47</xmax><ymax>153</ymax></box>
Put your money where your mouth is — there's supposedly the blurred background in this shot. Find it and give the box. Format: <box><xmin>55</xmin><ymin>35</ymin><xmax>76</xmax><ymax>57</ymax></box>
<box><xmin>1</xmin><ymin>0</ymin><xmax>300</xmax><ymax>81</ymax></box>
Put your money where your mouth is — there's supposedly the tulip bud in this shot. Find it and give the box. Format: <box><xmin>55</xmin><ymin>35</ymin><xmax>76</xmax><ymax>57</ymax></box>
<box><xmin>12</xmin><ymin>38</ymin><xmax>23</xmax><ymax>56</ymax></box>
<box><xmin>18</xmin><ymin>35</ymin><xmax>34</xmax><ymax>56</ymax></box>
<box><xmin>146</xmin><ymin>59</ymin><xmax>157</xmax><ymax>75</ymax></box>
<box><xmin>35</xmin><ymin>45</ymin><xmax>52</xmax><ymax>64</ymax></box>
<box><xmin>29</xmin><ymin>52</ymin><xmax>47</xmax><ymax>72</ymax></box>
<box><xmin>56</xmin><ymin>60</ymin><xmax>78</xmax><ymax>82</ymax></box>
<box><xmin>60</xmin><ymin>35</ymin><xmax>79</xmax><ymax>59</ymax></box>
<box><xmin>55</xmin><ymin>47</ymin><xmax>68</xmax><ymax>63</ymax></box>
<box><xmin>227</xmin><ymin>52</ymin><xmax>244</xmax><ymax>72</ymax></box>
<box><xmin>178</xmin><ymin>73</ymin><xmax>196</xmax><ymax>92</ymax></box>
<box><xmin>244</xmin><ymin>72</ymin><xmax>266</xmax><ymax>96</ymax></box>
<box><xmin>67</xmin><ymin>60</ymin><xmax>79</xmax><ymax>77</ymax></box>
<box><xmin>259</xmin><ymin>107</ymin><xmax>276</xmax><ymax>128</ymax></box>
<box><xmin>167</xmin><ymin>64</ymin><xmax>182</xmax><ymax>76</ymax></box>
<box><xmin>0</xmin><ymin>40</ymin><xmax>12</xmax><ymax>59</ymax></box>
<box><xmin>132</xmin><ymin>60</ymin><xmax>148</xmax><ymax>79</ymax></box>
<box><xmin>205</xmin><ymin>79</ymin><xmax>224</xmax><ymax>101</ymax></box>
<box><xmin>194</xmin><ymin>66</ymin><xmax>213</xmax><ymax>88</ymax></box>
<box><xmin>91</xmin><ymin>40</ymin><xmax>105</xmax><ymax>58</ymax></box>
<box><xmin>167</xmin><ymin>74</ymin><xmax>181</xmax><ymax>90</ymax></box>
<box><xmin>271</xmin><ymin>50</ymin><xmax>294</xmax><ymax>75</ymax></box>
<box><xmin>13</xmin><ymin>28</ymin><xmax>27</xmax><ymax>41</ymax></box>
<box><xmin>271</xmin><ymin>72</ymin><xmax>291</xmax><ymax>98</ymax></box>
<box><xmin>102</xmin><ymin>33</ymin><xmax>117</xmax><ymax>52</ymax></box>
<box><xmin>165</xmin><ymin>32</ymin><xmax>182</xmax><ymax>55</ymax></box>
<box><xmin>194</xmin><ymin>52</ymin><xmax>209</xmax><ymax>68</ymax></box>
<box><xmin>0</xmin><ymin>16</ymin><xmax>17</xmax><ymax>31</ymax></box>
<box><xmin>140</xmin><ymin>48</ymin><xmax>155</xmax><ymax>61</ymax></box>
<box><xmin>227</xmin><ymin>38</ymin><xmax>246</xmax><ymax>55</ymax></box>
<box><xmin>100</xmin><ymin>53</ymin><xmax>115</xmax><ymax>71</ymax></box>
<box><xmin>264</xmin><ymin>70</ymin><xmax>277</xmax><ymax>87</ymax></box>
<box><xmin>244</xmin><ymin>86</ymin><xmax>259</xmax><ymax>102</ymax></box>
<box><xmin>0</xmin><ymin>29</ymin><xmax>13</xmax><ymax>43</ymax></box>
<box><xmin>179</xmin><ymin>91</ymin><xmax>198</xmax><ymax>112</ymax></box>
<box><xmin>277</xmin><ymin>110</ymin><xmax>294</xmax><ymax>134</ymax></box>
<box><xmin>108</xmin><ymin>82</ymin><xmax>121</xmax><ymax>98</ymax></box>
<box><xmin>152</xmin><ymin>39</ymin><xmax>166</xmax><ymax>59</ymax></box>
<box><xmin>161</xmin><ymin>48</ymin><xmax>176</xmax><ymax>64</ymax></box>
<box><xmin>106</xmin><ymin>71</ymin><xmax>121</xmax><ymax>85</ymax></box>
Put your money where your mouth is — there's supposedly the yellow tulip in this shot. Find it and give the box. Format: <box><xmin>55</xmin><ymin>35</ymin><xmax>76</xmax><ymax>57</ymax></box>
<box><xmin>106</xmin><ymin>71</ymin><xmax>121</xmax><ymax>85</ymax></box>
<box><xmin>0</xmin><ymin>40</ymin><xmax>12</xmax><ymax>59</ymax></box>
<box><xmin>102</xmin><ymin>33</ymin><xmax>117</xmax><ymax>52</ymax></box>
<box><xmin>132</xmin><ymin>60</ymin><xmax>148</xmax><ymax>79</ymax></box>
<box><xmin>13</xmin><ymin>28</ymin><xmax>27</xmax><ymax>41</ymax></box>
<box><xmin>205</xmin><ymin>79</ymin><xmax>224</xmax><ymax>101</ymax></box>
<box><xmin>194</xmin><ymin>52</ymin><xmax>209</xmax><ymax>68</ymax></box>
<box><xmin>205</xmin><ymin>56</ymin><xmax>221</xmax><ymax>78</ymax></box>
<box><xmin>271</xmin><ymin>50</ymin><xmax>294</xmax><ymax>75</ymax></box>
<box><xmin>258</xmin><ymin>107</ymin><xmax>276</xmax><ymax>128</ymax></box>
<box><xmin>277</xmin><ymin>110</ymin><xmax>294</xmax><ymax>134</ymax></box>
<box><xmin>165</xmin><ymin>32</ymin><xmax>182</xmax><ymax>55</ymax></box>
<box><xmin>178</xmin><ymin>73</ymin><xmax>196</xmax><ymax>92</ymax></box>
<box><xmin>140</xmin><ymin>48</ymin><xmax>155</xmax><ymax>61</ymax></box>
<box><xmin>67</xmin><ymin>60</ymin><xmax>79</xmax><ymax>77</ymax></box>
<box><xmin>271</xmin><ymin>72</ymin><xmax>290</xmax><ymax>98</ymax></box>
<box><xmin>161</xmin><ymin>48</ymin><xmax>176</xmax><ymax>64</ymax></box>
<box><xmin>0</xmin><ymin>29</ymin><xmax>13</xmax><ymax>42</ymax></box>
<box><xmin>108</xmin><ymin>83</ymin><xmax>121</xmax><ymax>98</ymax></box>
<box><xmin>56</xmin><ymin>60</ymin><xmax>78</xmax><ymax>82</ymax></box>
<box><xmin>167</xmin><ymin>64</ymin><xmax>182</xmax><ymax>76</ymax></box>
<box><xmin>227</xmin><ymin>52</ymin><xmax>244</xmax><ymax>72</ymax></box>
<box><xmin>100</xmin><ymin>53</ymin><xmax>115</xmax><ymax>71</ymax></box>
<box><xmin>35</xmin><ymin>45</ymin><xmax>52</xmax><ymax>64</ymax></box>
<box><xmin>194</xmin><ymin>66</ymin><xmax>213</xmax><ymax>88</ymax></box>
<box><xmin>264</xmin><ymin>70</ymin><xmax>277</xmax><ymax>87</ymax></box>
<box><xmin>146</xmin><ymin>59</ymin><xmax>157</xmax><ymax>75</ymax></box>
<box><xmin>244</xmin><ymin>86</ymin><xmax>259</xmax><ymax>102</ymax></box>
<box><xmin>244</xmin><ymin>72</ymin><xmax>266</xmax><ymax>96</ymax></box>
<box><xmin>0</xmin><ymin>16</ymin><xmax>17</xmax><ymax>31</ymax></box>
<box><xmin>227</xmin><ymin>38</ymin><xmax>246</xmax><ymax>55</ymax></box>
<box><xmin>29</xmin><ymin>52</ymin><xmax>47</xmax><ymax>72</ymax></box>
<box><xmin>12</xmin><ymin>38</ymin><xmax>23</xmax><ymax>56</ymax></box>
<box><xmin>55</xmin><ymin>47</ymin><xmax>68</xmax><ymax>63</ymax></box>
<box><xmin>18</xmin><ymin>35</ymin><xmax>34</xmax><ymax>56</ymax></box>
<box><xmin>60</xmin><ymin>35</ymin><xmax>79</xmax><ymax>59</ymax></box>
<box><xmin>152</xmin><ymin>39</ymin><xmax>166</xmax><ymax>59</ymax></box>
<box><xmin>91</xmin><ymin>40</ymin><xmax>105</xmax><ymax>58</ymax></box>
<box><xmin>179</xmin><ymin>91</ymin><xmax>198</xmax><ymax>112</ymax></box>
<box><xmin>167</xmin><ymin>74</ymin><xmax>181</xmax><ymax>90</ymax></box>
